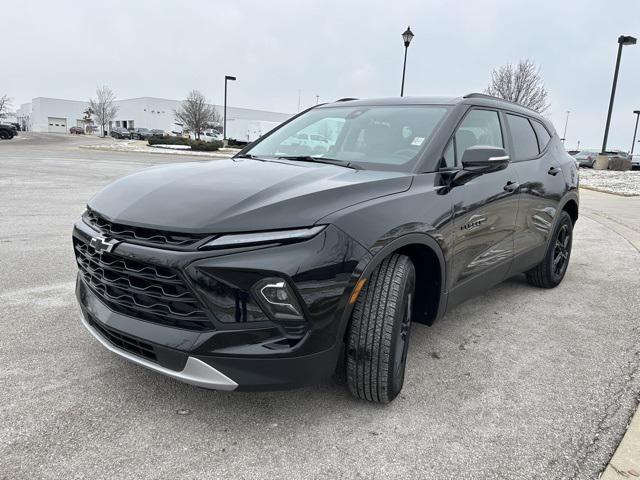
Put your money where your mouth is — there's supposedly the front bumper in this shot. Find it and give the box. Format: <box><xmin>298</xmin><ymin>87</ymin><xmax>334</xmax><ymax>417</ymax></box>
<box><xmin>74</xmin><ymin>219</ymin><xmax>368</xmax><ymax>390</ymax></box>
<box><xmin>79</xmin><ymin>309</ymin><xmax>238</xmax><ymax>390</ymax></box>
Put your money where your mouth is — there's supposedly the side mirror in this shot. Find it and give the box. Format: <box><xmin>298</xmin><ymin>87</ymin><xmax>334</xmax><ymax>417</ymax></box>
<box><xmin>461</xmin><ymin>146</ymin><xmax>510</xmax><ymax>174</ymax></box>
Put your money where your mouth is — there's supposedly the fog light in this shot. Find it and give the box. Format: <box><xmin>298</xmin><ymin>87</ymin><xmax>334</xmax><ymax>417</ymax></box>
<box><xmin>253</xmin><ymin>277</ymin><xmax>304</xmax><ymax>322</ymax></box>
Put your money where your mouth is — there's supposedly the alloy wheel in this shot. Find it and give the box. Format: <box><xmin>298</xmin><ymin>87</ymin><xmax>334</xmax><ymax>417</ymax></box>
<box><xmin>552</xmin><ymin>224</ymin><xmax>571</xmax><ymax>277</ymax></box>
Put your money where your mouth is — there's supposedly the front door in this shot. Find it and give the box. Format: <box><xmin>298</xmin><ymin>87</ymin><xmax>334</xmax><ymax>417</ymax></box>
<box><xmin>442</xmin><ymin>108</ymin><xmax>520</xmax><ymax>307</ymax></box>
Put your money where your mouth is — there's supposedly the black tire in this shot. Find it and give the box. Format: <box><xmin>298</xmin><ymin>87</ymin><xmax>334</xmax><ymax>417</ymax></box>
<box><xmin>346</xmin><ymin>254</ymin><xmax>415</xmax><ymax>403</ymax></box>
<box><xmin>526</xmin><ymin>211</ymin><xmax>573</xmax><ymax>288</ymax></box>
<box><xmin>0</xmin><ymin>131</ymin><xmax>8</xmax><ymax>140</ymax></box>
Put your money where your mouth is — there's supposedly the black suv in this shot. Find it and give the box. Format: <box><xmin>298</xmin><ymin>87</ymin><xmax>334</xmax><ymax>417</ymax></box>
<box><xmin>73</xmin><ymin>94</ymin><xmax>578</xmax><ymax>403</ymax></box>
<box><xmin>110</xmin><ymin>127</ymin><xmax>131</xmax><ymax>139</ymax></box>
<box><xmin>0</xmin><ymin>123</ymin><xmax>17</xmax><ymax>139</ymax></box>
<box><xmin>130</xmin><ymin>128</ymin><xmax>153</xmax><ymax>140</ymax></box>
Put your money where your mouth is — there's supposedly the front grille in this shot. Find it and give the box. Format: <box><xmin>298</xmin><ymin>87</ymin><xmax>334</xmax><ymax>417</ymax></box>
<box><xmin>83</xmin><ymin>208</ymin><xmax>209</xmax><ymax>248</ymax></box>
<box><xmin>88</xmin><ymin>315</ymin><xmax>157</xmax><ymax>362</ymax></box>
<box><xmin>74</xmin><ymin>237</ymin><xmax>213</xmax><ymax>331</ymax></box>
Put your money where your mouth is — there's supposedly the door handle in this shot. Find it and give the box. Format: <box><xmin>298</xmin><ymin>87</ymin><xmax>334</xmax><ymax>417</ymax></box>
<box><xmin>504</xmin><ymin>181</ymin><xmax>519</xmax><ymax>193</ymax></box>
<box><xmin>548</xmin><ymin>166</ymin><xmax>561</xmax><ymax>176</ymax></box>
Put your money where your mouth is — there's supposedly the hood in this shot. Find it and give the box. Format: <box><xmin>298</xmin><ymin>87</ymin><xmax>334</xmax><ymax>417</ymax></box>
<box><xmin>88</xmin><ymin>158</ymin><xmax>412</xmax><ymax>233</ymax></box>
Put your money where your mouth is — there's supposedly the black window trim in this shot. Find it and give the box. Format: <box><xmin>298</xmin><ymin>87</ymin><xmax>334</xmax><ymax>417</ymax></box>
<box><xmin>503</xmin><ymin>111</ymin><xmax>548</xmax><ymax>163</ymax></box>
<box><xmin>438</xmin><ymin>106</ymin><xmax>506</xmax><ymax>171</ymax></box>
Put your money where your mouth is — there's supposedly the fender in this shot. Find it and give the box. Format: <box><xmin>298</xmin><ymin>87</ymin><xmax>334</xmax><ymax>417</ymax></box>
<box><xmin>336</xmin><ymin>231</ymin><xmax>448</xmax><ymax>342</ymax></box>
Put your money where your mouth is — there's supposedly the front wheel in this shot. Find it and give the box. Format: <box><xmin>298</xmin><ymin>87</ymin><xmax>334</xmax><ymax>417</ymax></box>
<box><xmin>526</xmin><ymin>211</ymin><xmax>573</xmax><ymax>288</ymax></box>
<box><xmin>346</xmin><ymin>254</ymin><xmax>415</xmax><ymax>403</ymax></box>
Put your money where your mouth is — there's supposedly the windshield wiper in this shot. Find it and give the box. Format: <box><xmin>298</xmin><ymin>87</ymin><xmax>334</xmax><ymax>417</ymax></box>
<box><xmin>276</xmin><ymin>156</ymin><xmax>361</xmax><ymax>170</ymax></box>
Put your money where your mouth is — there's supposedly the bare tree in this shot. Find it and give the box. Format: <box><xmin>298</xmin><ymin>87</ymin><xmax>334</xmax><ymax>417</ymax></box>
<box><xmin>0</xmin><ymin>94</ymin><xmax>12</xmax><ymax>119</ymax></box>
<box><xmin>174</xmin><ymin>90</ymin><xmax>220</xmax><ymax>140</ymax></box>
<box><xmin>89</xmin><ymin>86</ymin><xmax>119</xmax><ymax>136</ymax></box>
<box><xmin>485</xmin><ymin>59</ymin><xmax>550</xmax><ymax>113</ymax></box>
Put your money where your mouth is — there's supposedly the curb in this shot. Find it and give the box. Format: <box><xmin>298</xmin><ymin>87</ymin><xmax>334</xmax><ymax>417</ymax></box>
<box><xmin>600</xmin><ymin>406</ymin><xmax>640</xmax><ymax>479</ymax></box>
<box><xmin>579</xmin><ymin>186</ymin><xmax>640</xmax><ymax>197</ymax></box>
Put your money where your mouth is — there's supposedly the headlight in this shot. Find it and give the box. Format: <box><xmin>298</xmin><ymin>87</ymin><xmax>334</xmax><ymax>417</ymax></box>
<box><xmin>200</xmin><ymin>226</ymin><xmax>326</xmax><ymax>250</ymax></box>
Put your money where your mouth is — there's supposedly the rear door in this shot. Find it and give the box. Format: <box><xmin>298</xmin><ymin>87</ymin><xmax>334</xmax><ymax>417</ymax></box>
<box><xmin>444</xmin><ymin>108</ymin><xmax>520</xmax><ymax>307</ymax></box>
<box><xmin>505</xmin><ymin>114</ymin><xmax>567</xmax><ymax>273</ymax></box>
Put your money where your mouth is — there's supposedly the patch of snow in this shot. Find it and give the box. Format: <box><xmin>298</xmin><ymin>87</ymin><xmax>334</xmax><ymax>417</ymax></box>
<box><xmin>579</xmin><ymin>168</ymin><xmax>640</xmax><ymax>196</ymax></box>
<box><xmin>152</xmin><ymin>144</ymin><xmax>191</xmax><ymax>150</ymax></box>
<box><xmin>79</xmin><ymin>140</ymin><xmax>240</xmax><ymax>159</ymax></box>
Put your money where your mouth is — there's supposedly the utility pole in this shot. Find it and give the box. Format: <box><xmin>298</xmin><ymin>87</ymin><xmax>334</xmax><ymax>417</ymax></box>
<box><xmin>400</xmin><ymin>27</ymin><xmax>414</xmax><ymax>97</ymax></box>
<box><xmin>223</xmin><ymin>75</ymin><xmax>236</xmax><ymax>143</ymax></box>
<box><xmin>562</xmin><ymin>110</ymin><xmax>570</xmax><ymax>144</ymax></box>
<box><xmin>601</xmin><ymin>35</ymin><xmax>637</xmax><ymax>153</ymax></box>
<box><xmin>631</xmin><ymin>110</ymin><xmax>640</xmax><ymax>155</ymax></box>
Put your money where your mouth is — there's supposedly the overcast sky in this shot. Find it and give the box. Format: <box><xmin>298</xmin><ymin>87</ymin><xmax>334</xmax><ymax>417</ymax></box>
<box><xmin>3</xmin><ymin>0</ymin><xmax>639</xmax><ymax>149</ymax></box>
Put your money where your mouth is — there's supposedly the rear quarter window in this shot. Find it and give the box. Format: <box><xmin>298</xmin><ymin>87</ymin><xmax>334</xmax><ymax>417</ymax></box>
<box><xmin>531</xmin><ymin>120</ymin><xmax>551</xmax><ymax>151</ymax></box>
<box><xmin>506</xmin><ymin>114</ymin><xmax>539</xmax><ymax>161</ymax></box>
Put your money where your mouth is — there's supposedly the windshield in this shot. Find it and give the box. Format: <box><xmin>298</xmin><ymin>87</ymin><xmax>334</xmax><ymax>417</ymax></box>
<box><xmin>243</xmin><ymin>105</ymin><xmax>450</xmax><ymax>171</ymax></box>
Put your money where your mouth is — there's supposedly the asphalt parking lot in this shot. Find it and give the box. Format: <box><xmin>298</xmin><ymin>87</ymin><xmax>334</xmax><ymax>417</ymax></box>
<box><xmin>1</xmin><ymin>133</ymin><xmax>639</xmax><ymax>479</ymax></box>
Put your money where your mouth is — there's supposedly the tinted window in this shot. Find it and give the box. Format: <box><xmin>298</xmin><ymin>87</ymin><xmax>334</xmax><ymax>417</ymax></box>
<box><xmin>454</xmin><ymin>109</ymin><xmax>503</xmax><ymax>163</ymax></box>
<box><xmin>531</xmin><ymin>120</ymin><xmax>551</xmax><ymax>151</ymax></box>
<box><xmin>506</xmin><ymin>114</ymin><xmax>539</xmax><ymax>160</ymax></box>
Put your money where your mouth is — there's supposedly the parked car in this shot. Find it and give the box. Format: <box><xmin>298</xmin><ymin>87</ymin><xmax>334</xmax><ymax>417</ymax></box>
<box><xmin>73</xmin><ymin>93</ymin><xmax>579</xmax><ymax>403</ymax></box>
<box><xmin>130</xmin><ymin>128</ymin><xmax>153</xmax><ymax>140</ymax></box>
<box><xmin>150</xmin><ymin>129</ymin><xmax>165</xmax><ymax>137</ymax></box>
<box><xmin>573</xmin><ymin>150</ymin><xmax>598</xmax><ymax>168</ymax></box>
<box><xmin>0</xmin><ymin>123</ymin><xmax>17</xmax><ymax>139</ymax></box>
<box><xmin>70</xmin><ymin>126</ymin><xmax>85</xmax><ymax>134</ymax></box>
<box><xmin>631</xmin><ymin>154</ymin><xmax>640</xmax><ymax>169</ymax></box>
<box><xmin>190</xmin><ymin>130</ymin><xmax>221</xmax><ymax>142</ymax></box>
<box><xmin>110</xmin><ymin>127</ymin><xmax>131</xmax><ymax>139</ymax></box>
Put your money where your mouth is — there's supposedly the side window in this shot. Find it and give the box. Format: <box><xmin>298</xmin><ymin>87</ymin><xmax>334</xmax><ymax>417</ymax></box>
<box><xmin>531</xmin><ymin>120</ymin><xmax>551</xmax><ymax>151</ymax></box>
<box><xmin>454</xmin><ymin>109</ymin><xmax>503</xmax><ymax>162</ymax></box>
<box><xmin>506</xmin><ymin>114</ymin><xmax>539</xmax><ymax>160</ymax></box>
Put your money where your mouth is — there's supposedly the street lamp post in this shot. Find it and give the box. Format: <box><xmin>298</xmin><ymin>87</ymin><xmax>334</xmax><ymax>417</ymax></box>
<box><xmin>601</xmin><ymin>35</ymin><xmax>637</xmax><ymax>153</ymax></box>
<box><xmin>632</xmin><ymin>110</ymin><xmax>640</xmax><ymax>155</ymax></box>
<box><xmin>562</xmin><ymin>110</ymin><xmax>570</xmax><ymax>144</ymax></box>
<box><xmin>400</xmin><ymin>26</ymin><xmax>414</xmax><ymax>97</ymax></box>
<box><xmin>223</xmin><ymin>75</ymin><xmax>236</xmax><ymax>143</ymax></box>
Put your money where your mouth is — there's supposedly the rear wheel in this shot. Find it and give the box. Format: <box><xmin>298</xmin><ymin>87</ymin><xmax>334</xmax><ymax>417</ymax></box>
<box><xmin>0</xmin><ymin>131</ymin><xmax>8</xmax><ymax>140</ymax></box>
<box><xmin>526</xmin><ymin>211</ymin><xmax>573</xmax><ymax>288</ymax></box>
<box><xmin>346</xmin><ymin>254</ymin><xmax>415</xmax><ymax>403</ymax></box>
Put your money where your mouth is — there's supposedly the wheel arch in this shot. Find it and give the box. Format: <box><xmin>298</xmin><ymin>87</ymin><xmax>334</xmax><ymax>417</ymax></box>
<box><xmin>561</xmin><ymin>197</ymin><xmax>579</xmax><ymax>225</ymax></box>
<box><xmin>338</xmin><ymin>233</ymin><xmax>448</xmax><ymax>342</ymax></box>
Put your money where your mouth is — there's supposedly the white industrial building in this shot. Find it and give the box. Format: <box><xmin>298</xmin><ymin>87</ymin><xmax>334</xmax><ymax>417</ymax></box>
<box><xmin>17</xmin><ymin>96</ymin><xmax>291</xmax><ymax>141</ymax></box>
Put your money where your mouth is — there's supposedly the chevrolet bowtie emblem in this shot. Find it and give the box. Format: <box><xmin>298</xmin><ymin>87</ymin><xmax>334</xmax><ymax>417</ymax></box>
<box><xmin>89</xmin><ymin>236</ymin><xmax>119</xmax><ymax>253</ymax></box>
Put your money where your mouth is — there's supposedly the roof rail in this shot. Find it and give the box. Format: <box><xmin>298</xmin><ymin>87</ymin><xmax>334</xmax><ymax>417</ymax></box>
<box><xmin>463</xmin><ymin>92</ymin><xmax>537</xmax><ymax>111</ymax></box>
<box><xmin>335</xmin><ymin>97</ymin><xmax>358</xmax><ymax>102</ymax></box>
<box><xmin>464</xmin><ymin>92</ymin><xmax>516</xmax><ymax>102</ymax></box>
